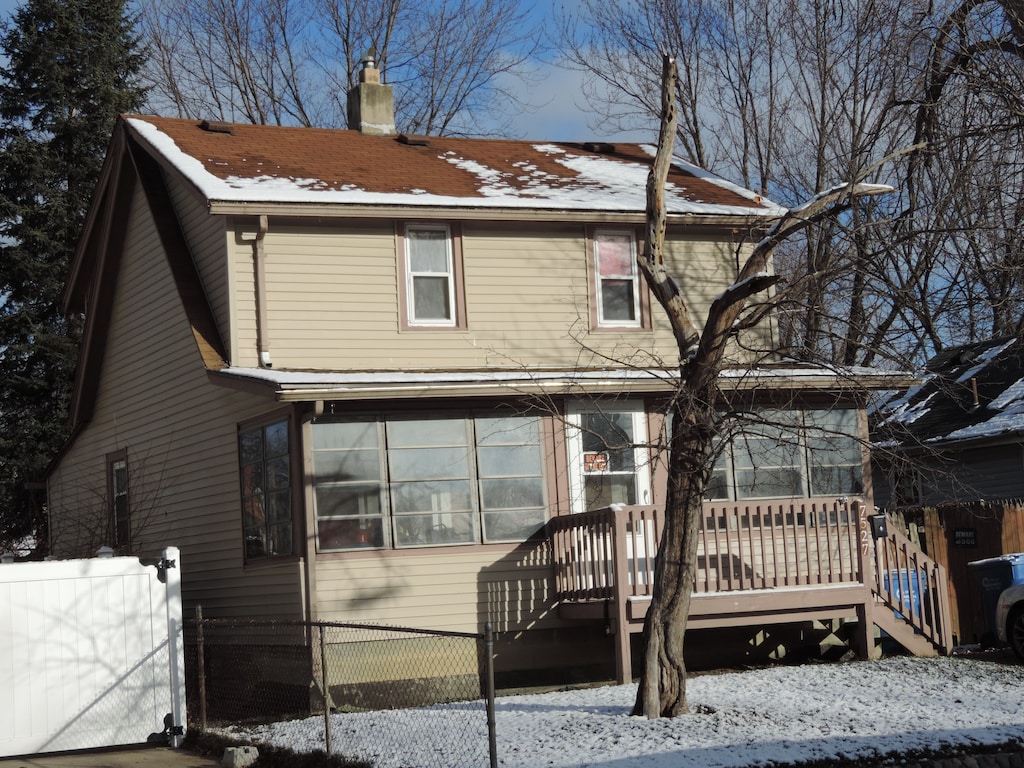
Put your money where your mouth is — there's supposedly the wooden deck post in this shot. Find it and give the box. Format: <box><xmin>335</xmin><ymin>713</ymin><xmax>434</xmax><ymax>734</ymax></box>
<box><xmin>853</xmin><ymin>501</ymin><xmax>874</xmax><ymax>659</ymax></box>
<box><xmin>612</xmin><ymin>505</ymin><xmax>633</xmax><ymax>684</ymax></box>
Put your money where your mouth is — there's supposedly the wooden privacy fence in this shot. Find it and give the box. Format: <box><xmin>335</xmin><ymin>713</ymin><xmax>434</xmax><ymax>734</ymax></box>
<box><xmin>907</xmin><ymin>499</ymin><xmax>1024</xmax><ymax>644</ymax></box>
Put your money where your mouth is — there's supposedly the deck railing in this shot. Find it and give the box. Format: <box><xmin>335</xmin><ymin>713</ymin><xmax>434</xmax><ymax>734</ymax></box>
<box><xmin>548</xmin><ymin>499</ymin><xmax>954</xmax><ymax>656</ymax></box>
<box><xmin>548</xmin><ymin>498</ymin><xmax>864</xmax><ymax>603</ymax></box>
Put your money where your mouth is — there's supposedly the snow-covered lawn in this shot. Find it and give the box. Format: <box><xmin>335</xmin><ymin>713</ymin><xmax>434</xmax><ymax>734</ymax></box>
<box><xmin>221</xmin><ymin>653</ymin><xmax>1024</xmax><ymax>768</ymax></box>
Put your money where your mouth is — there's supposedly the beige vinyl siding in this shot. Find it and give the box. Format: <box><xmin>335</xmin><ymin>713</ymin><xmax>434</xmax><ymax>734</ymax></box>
<box><xmin>228</xmin><ymin>218</ymin><xmax>261</xmax><ymax>367</ymax></box>
<box><xmin>240</xmin><ymin>219</ymin><xmax>755</xmax><ymax>371</ymax></box>
<box><xmin>313</xmin><ymin>543</ymin><xmax>562</xmax><ymax>634</ymax></box>
<box><xmin>165</xmin><ymin>173</ymin><xmax>232</xmax><ymax>357</ymax></box>
<box><xmin>48</xmin><ymin>184</ymin><xmax>304</xmax><ymax>619</ymax></box>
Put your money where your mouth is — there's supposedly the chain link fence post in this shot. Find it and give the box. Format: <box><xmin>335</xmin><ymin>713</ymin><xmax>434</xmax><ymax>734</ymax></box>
<box><xmin>196</xmin><ymin>604</ymin><xmax>207</xmax><ymax>731</ymax></box>
<box><xmin>485</xmin><ymin>622</ymin><xmax>497</xmax><ymax>768</ymax></box>
<box><xmin>320</xmin><ymin>623</ymin><xmax>332</xmax><ymax>754</ymax></box>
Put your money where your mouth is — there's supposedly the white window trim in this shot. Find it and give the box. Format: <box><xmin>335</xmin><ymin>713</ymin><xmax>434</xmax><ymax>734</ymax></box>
<box><xmin>594</xmin><ymin>228</ymin><xmax>641</xmax><ymax>328</ymax></box>
<box><xmin>566</xmin><ymin>400</ymin><xmax>652</xmax><ymax>514</ymax></box>
<box><xmin>405</xmin><ymin>223</ymin><xmax>456</xmax><ymax>327</ymax></box>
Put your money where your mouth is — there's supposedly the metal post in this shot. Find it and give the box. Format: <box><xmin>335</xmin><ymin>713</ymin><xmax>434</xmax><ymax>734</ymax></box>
<box><xmin>196</xmin><ymin>605</ymin><xmax>207</xmax><ymax>732</ymax></box>
<box><xmin>319</xmin><ymin>624</ymin><xmax>332</xmax><ymax>754</ymax></box>
<box><xmin>485</xmin><ymin>622</ymin><xmax>497</xmax><ymax>768</ymax></box>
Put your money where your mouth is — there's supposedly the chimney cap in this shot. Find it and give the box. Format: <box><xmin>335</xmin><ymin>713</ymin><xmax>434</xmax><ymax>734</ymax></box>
<box><xmin>358</xmin><ymin>48</ymin><xmax>381</xmax><ymax>85</ymax></box>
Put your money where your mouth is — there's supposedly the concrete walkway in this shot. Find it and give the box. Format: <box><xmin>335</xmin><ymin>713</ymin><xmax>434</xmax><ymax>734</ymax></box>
<box><xmin>0</xmin><ymin>747</ymin><xmax>219</xmax><ymax>768</ymax></box>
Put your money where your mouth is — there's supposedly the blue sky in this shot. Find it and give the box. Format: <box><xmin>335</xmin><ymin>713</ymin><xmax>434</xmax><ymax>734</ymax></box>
<box><xmin>0</xmin><ymin>0</ymin><xmax>654</xmax><ymax>143</ymax></box>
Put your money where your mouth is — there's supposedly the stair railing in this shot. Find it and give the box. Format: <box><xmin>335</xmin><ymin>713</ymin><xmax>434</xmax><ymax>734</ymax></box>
<box><xmin>871</xmin><ymin>524</ymin><xmax>954</xmax><ymax>653</ymax></box>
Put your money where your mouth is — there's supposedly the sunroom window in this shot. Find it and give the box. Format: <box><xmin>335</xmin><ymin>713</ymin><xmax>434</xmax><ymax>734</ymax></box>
<box><xmin>239</xmin><ymin>419</ymin><xmax>293</xmax><ymax>560</ymax></box>
<box><xmin>312</xmin><ymin>412</ymin><xmax>546</xmax><ymax>550</ymax></box>
<box><xmin>705</xmin><ymin>409</ymin><xmax>864</xmax><ymax>501</ymax></box>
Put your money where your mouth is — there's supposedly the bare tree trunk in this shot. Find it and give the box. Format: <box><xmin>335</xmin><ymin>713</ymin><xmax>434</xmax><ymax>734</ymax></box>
<box><xmin>633</xmin><ymin>391</ymin><xmax>714</xmax><ymax>716</ymax></box>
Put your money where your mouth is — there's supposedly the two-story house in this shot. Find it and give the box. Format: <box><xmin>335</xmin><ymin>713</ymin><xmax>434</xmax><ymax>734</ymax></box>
<box><xmin>45</xmin><ymin>61</ymin><xmax>935</xmax><ymax>688</ymax></box>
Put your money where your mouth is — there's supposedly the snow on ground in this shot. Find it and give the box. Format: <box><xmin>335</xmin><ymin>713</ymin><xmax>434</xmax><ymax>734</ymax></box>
<box><xmin>221</xmin><ymin>653</ymin><xmax>1024</xmax><ymax>768</ymax></box>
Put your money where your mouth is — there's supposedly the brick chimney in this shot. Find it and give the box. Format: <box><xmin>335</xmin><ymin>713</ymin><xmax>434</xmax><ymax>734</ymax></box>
<box><xmin>347</xmin><ymin>50</ymin><xmax>396</xmax><ymax>136</ymax></box>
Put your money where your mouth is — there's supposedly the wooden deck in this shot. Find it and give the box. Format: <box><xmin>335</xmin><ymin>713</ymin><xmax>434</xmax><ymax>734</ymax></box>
<box><xmin>548</xmin><ymin>499</ymin><xmax>954</xmax><ymax>682</ymax></box>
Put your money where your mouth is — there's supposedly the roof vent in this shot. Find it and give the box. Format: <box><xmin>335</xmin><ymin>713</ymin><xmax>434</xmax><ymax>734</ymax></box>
<box><xmin>200</xmin><ymin>119</ymin><xmax>235</xmax><ymax>135</ymax></box>
<box><xmin>583</xmin><ymin>142</ymin><xmax>616</xmax><ymax>154</ymax></box>
<box><xmin>397</xmin><ymin>134</ymin><xmax>430</xmax><ymax>147</ymax></box>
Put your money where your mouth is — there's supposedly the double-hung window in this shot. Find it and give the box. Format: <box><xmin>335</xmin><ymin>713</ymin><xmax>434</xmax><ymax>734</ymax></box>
<box><xmin>239</xmin><ymin>419</ymin><xmax>293</xmax><ymax>560</ymax></box>
<box><xmin>403</xmin><ymin>224</ymin><xmax>460</xmax><ymax>327</ymax></box>
<box><xmin>312</xmin><ymin>412</ymin><xmax>546</xmax><ymax>550</ymax></box>
<box><xmin>593</xmin><ymin>229</ymin><xmax>641</xmax><ymax>327</ymax></box>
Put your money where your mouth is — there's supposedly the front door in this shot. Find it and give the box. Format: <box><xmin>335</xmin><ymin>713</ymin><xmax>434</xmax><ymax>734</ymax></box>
<box><xmin>566</xmin><ymin>400</ymin><xmax>652</xmax><ymax>514</ymax></box>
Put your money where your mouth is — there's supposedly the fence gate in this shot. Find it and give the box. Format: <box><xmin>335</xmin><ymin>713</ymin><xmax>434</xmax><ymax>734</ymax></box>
<box><xmin>0</xmin><ymin>546</ymin><xmax>186</xmax><ymax>758</ymax></box>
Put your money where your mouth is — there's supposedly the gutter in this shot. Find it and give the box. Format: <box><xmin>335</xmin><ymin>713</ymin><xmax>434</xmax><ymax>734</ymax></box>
<box><xmin>254</xmin><ymin>214</ymin><xmax>271</xmax><ymax>368</ymax></box>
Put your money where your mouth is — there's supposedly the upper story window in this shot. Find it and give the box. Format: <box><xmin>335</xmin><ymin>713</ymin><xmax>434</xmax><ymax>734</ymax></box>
<box><xmin>400</xmin><ymin>223</ymin><xmax>465</xmax><ymax>329</ymax></box>
<box><xmin>593</xmin><ymin>229</ymin><xmax>642</xmax><ymax>327</ymax></box>
<box><xmin>239</xmin><ymin>418</ymin><xmax>293</xmax><ymax>560</ymax></box>
<box><xmin>312</xmin><ymin>412</ymin><xmax>546</xmax><ymax>551</ymax></box>
<box><xmin>707</xmin><ymin>408</ymin><xmax>864</xmax><ymax>501</ymax></box>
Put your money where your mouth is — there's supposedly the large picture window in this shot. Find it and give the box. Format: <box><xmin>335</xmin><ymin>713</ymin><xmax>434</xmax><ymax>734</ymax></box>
<box><xmin>707</xmin><ymin>409</ymin><xmax>864</xmax><ymax>501</ymax></box>
<box><xmin>312</xmin><ymin>412</ymin><xmax>546</xmax><ymax>550</ymax></box>
<box><xmin>239</xmin><ymin>419</ymin><xmax>293</xmax><ymax>560</ymax></box>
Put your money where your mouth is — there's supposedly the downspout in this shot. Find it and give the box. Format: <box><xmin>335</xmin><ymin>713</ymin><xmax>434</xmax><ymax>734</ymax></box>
<box><xmin>254</xmin><ymin>215</ymin><xmax>271</xmax><ymax>367</ymax></box>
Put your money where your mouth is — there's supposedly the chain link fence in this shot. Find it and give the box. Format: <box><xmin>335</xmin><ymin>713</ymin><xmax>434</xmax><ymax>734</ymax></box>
<box><xmin>184</xmin><ymin>611</ymin><xmax>497</xmax><ymax>768</ymax></box>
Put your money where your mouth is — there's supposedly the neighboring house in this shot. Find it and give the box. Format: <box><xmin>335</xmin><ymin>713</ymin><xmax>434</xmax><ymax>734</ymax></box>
<box><xmin>46</xmin><ymin>59</ymin><xmax>901</xmax><ymax>684</ymax></box>
<box><xmin>872</xmin><ymin>336</ymin><xmax>1024</xmax><ymax>508</ymax></box>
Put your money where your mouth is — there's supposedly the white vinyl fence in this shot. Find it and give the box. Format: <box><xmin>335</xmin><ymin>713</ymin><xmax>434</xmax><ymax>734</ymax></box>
<box><xmin>0</xmin><ymin>546</ymin><xmax>186</xmax><ymax>758</ymax></box>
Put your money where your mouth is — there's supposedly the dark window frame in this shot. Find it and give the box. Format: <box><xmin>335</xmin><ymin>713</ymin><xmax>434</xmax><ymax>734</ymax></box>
<box><xmin>238</xmin><ymin>415</ymin><xmax>295</xmax><ymax>562</ymax></box>
<box><xmin>106</xmin><ymin>448</ymin><xmax>130</xmax><ymax>552</ymax></box>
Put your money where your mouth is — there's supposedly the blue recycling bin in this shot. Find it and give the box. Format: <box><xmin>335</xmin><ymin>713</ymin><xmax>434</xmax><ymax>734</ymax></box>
<box><xmin>883</xmin><ymin>569</ymin><xmax>927</xmax><ymax>620</ymax></box>
<box><xmin>968</xmin><ymin>553</ymin><xmax>1024</xmax><ymax>643</ymax></box>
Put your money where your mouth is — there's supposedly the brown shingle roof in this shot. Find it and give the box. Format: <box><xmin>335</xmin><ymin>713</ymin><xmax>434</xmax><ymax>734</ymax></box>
<box><xmin>127</xmin><ymin>115</ymin><xmax>774</xmax><ymax>216</ymax></box>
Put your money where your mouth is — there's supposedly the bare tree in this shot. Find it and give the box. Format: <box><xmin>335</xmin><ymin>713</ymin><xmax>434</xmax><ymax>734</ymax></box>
<box><xmin>140</xmin><ymin>0</ymin><xmax>541</xmax><ymax>136</ymax></box>
<box><xmin>559</xmin><ymin>0</ymin><xmax>1024</xmax><ymax>371</ymax></box>
<box><xmin>632</xmin><ymin>54</ymin><xmax>892</xmax><ymax>718</ymax></box>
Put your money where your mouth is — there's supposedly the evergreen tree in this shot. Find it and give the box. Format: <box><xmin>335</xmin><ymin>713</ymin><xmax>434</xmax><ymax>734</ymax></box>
<box><xmin>0</xmin><ymin>0</ymin><xmax>147</xmax><ymax>553</ymax></box>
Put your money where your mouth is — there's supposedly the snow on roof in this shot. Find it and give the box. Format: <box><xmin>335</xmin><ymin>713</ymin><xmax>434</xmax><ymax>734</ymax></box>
<box><xmin>872</xmin><ymin>337</ymin><xmax>1024</xmax><ymax>446</ymax></box>
<box><xmin>125</xmin><ymin>116</ymin><xmax>784</xmax><ymax>216</ymax></box>
<box><xmin>214</xmin><ymin>364</ymin><xmax>911</xmax><ymax>400</ymax></box>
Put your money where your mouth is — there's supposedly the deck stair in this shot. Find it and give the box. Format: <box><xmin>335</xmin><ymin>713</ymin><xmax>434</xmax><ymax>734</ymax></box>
<box><xmin>549</xmin><ymin>501</ymin><xmax>954</xmax><ymax>683</ymax></box>
<box><xmin>868</xmin><ymin>525</ymin><xmax>953</xmax><ymax>657</ymax></box>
